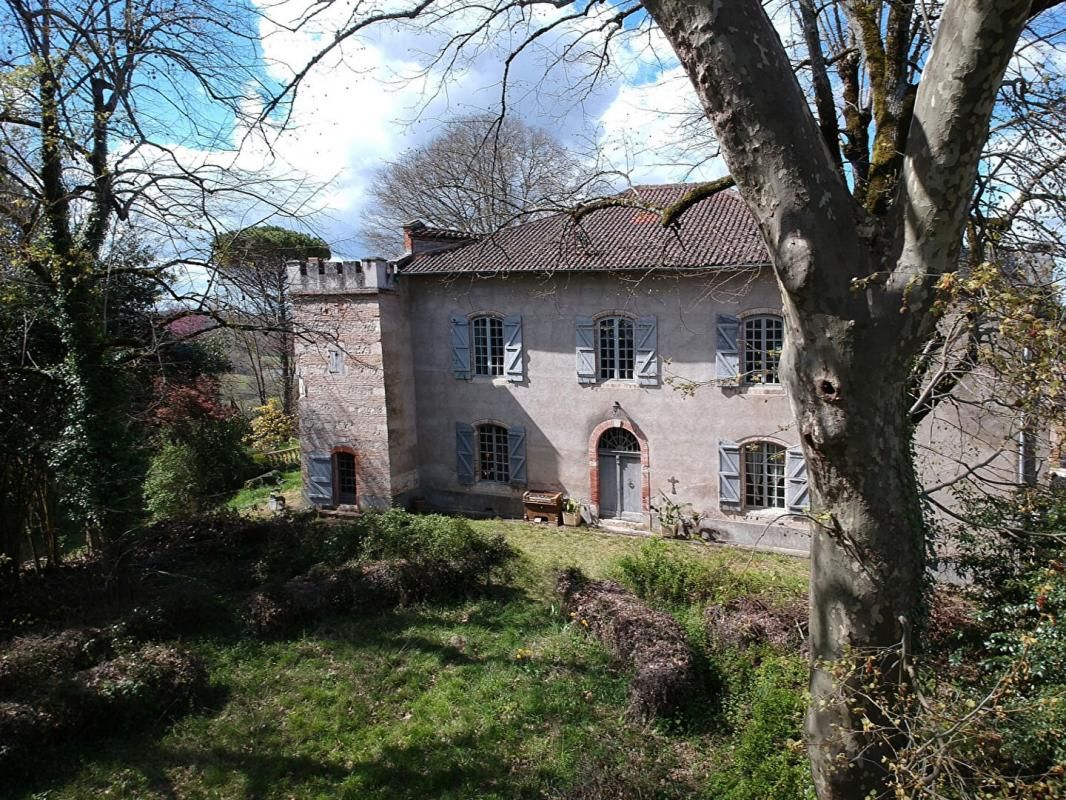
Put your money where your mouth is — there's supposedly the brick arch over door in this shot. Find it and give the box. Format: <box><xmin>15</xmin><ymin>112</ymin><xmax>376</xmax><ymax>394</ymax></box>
<box><xmin>588</xmin><ymin>419</ymin><xmax>650</xmax><ymax>514</ymax></box>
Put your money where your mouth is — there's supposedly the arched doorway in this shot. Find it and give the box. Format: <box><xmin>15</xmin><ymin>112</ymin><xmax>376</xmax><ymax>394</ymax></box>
<box><xmin>596</xmin><ymin>426</ymin><xmax>642</xmax><ymax>520</ymax></box>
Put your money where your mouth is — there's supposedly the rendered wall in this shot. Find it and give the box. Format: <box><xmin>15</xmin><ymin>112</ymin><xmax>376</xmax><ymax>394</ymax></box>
<box><xmin>378</xmin><ymin>290</ymin><xmax>421</xmax><ymax>500</ymax></box>
<box><xmin>404</xmin><ymin>268</ymin><xmax>812</xmax><ymax>551</ymax></box>
<box><xmin>291</xmin><ymin>260</ymin><xmax>1034</xmax><ymax>556</ymax></box>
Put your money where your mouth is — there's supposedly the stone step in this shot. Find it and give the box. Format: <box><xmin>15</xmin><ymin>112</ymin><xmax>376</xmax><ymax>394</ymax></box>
<box><xmin>596</xmin><ymin>518</ymin><xmax>651</xmax><ymax>536</ymax></box>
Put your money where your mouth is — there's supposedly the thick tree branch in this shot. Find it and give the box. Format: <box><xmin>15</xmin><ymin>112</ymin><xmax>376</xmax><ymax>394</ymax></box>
<box><xmin>570</xmin><ymin>175</ymin><xmax>736</xmax><ymax>227</ymax></box>
<box><xmin>798</xmin><ymin>0</ymin><xmax>843</xmax><ymax>173</ymax></box>
<box><xmin>892</xmin><ymin>0</ymin><xmax>1033</xmax><ymax>328</ymax></box>
<box><xmin>641</xmin><ymin>0</ymin><xmax>861</xmax><ymax>300</ymax></box>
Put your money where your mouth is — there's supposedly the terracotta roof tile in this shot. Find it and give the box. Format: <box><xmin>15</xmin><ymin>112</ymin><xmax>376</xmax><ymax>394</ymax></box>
<box><xmin>398</xmin><ymin>184</ymin><xmax>769</xmax><ymax>275</ymax></box>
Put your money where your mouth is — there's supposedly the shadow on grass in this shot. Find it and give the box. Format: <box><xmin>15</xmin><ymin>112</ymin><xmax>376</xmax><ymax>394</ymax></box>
<box><xmin>343</xmin><ymin>733</ymin><xmax>521</xmax><ymax>798</ymax></box>
<box><xmin>11</xmin><ymin>736</ymin><xmax>353</xmax><ymax>800</ymax></box>
<box><xmin>8</xmin><ymin>582</ymin><xmax>712</xmax><ymax>799</ymax></box>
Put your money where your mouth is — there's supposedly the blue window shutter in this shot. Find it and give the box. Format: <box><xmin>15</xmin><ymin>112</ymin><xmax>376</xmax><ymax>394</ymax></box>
<box><xmin>504</xmin><ymin>315</ymin><xmax>524</xmax><ymax>382</ymax></box>
<box><xmin>508</xmin><ymin>426</ymin><xmax>527</xmax><ymax>486</ymax></box>
<box><xmin>636</xmin><ymin>315</ymin><xmax>659</xmax><ymax>386</ymax></box>
<box><xmin>308</xmin><ymin>452</ymin><xmax>333</xmax><ymax>505</ymax></box>
<box><xmin>576</xmin><ymin>316</ymin><xmax>596</xmax><ymax>383</ymax></box>
<box><xmin>718</xmin><ymin>440</ymin><xmax>741</xmax><ymax>510</ymax></box>
<box><xmin>456</xmin><ymin>423</ymin><xmax>475</xmax><ymax>484</ymax></box>
<box><xmin>786</xmin><ymin>445</ymin><xmax>810</xmax><ymax>512</ymax></box>
<box><xmin>451</xmin><ymin>315</ymin><xmax>471</xmax><ymax>379</ymax></box>
<box><xmin>716</xmin><ymin>314</ymin><xmax>739</xmax><ymax>380</ymax></box>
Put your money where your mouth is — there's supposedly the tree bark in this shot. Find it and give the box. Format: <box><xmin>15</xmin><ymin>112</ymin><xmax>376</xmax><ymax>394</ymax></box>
<box><xmin>783</xmin><ymin>305</ymin><xmax>926</xmax><ymax>797</ymax></box>
<box><xmin>639</xmin><ymin>0</ymin><xmax>1031</xmax><ymax>796</ymax></box>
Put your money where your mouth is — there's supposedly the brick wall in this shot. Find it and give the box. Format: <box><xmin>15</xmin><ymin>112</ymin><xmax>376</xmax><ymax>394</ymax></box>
<box><xmin>293</xmin><ymin>291</ymin><xmax>396</xmax><ymax>509</ymax></box>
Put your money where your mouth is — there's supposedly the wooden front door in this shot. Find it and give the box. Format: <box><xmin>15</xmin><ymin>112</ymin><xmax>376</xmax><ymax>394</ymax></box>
<box><xmin>597</xmin><ymin>427</ymin><xmax>642</xmax><ymax>520</ymax></box>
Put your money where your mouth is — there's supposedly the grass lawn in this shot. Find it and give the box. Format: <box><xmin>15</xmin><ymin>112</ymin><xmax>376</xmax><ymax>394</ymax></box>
<box><xmin>15</xmin><ymin>522</ymin><xmax>808</xmax><ymax>800</ymax></box>
<box><xmin>226</xmin><ymin>466</ymin><xmax>303</xmax><ymax>513</ymax></box>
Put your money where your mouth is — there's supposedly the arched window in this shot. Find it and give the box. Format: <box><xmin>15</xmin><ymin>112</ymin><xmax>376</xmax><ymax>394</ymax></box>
<box><xmin>743</xmin><ymin>315</ymin><xmax>784</xmax><ymax>384</ymax></box>
<box><xmin>598</xmin><ymin>427</ymin><xmax>640</xmax><ymax>453</ymax></box>
<box><xmin>471</xmin><ymin>315</ymin><xmax>504</xmax><ymax>376</ymax></box>
<box><xmin>744</xmin><ymin>441</ymin><xmax>786</xmax><ymax>509</ymax></box>
<box><xmin>477</xmin><ymin>423</ymin><xmax>510</xmax><ymax>482</ymax></box>
<box><xmin>598</xmin><ymin>317</ymin><xmax>635</xmax><ymax>380</ymax></box>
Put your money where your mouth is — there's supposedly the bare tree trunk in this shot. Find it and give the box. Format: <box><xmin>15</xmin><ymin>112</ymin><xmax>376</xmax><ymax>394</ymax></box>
<box><xmin>240</xmin><ymin>329</ymin><xmax>268</xmax><ymax>407</ymax></box>
<box><xmin>278</xmin><ymin>293</ymin><xmax>296</xmax><ymax>416</ymax></box>
<box><xmin>638</xmin><ymin>0</ymin><xmax>1030</xmax><ymax>796</ymax></box>
<box><xmin>41</xmin><ymin>480</ymin><xmax>60</xmax><ymax>568</ymax></box>
<box><xmin>783</xmin><ymin>310</ymin><xmax>926</xmax><ymax>797</ymax></box>
<box><xmin>279</xmin><ymin>331</ymin><xmax>295</xmax><ymax>416</ymax></box>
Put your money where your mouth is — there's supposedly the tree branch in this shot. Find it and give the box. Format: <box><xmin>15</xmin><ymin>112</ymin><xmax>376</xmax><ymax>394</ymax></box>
<box><xmin>641</xmin><ymin>0</ymin><xmax>861</xmax><ymax>299</ymax></box>
<box><xmin>892</xmin><ymin>0</ymin><xmax>1033</xmax><ymax>326</ymax></box>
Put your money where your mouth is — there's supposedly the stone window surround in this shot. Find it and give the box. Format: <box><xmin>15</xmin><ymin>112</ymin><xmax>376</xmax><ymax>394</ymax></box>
<box><xmin>587</xmin><ymin>418</ymin><xmax>651</xmax><ymax>515</ymax></box>
<box><xmin>327</xmin><ymin>345</ymin><xmax>345</xmax><ymax>374</ymax></box>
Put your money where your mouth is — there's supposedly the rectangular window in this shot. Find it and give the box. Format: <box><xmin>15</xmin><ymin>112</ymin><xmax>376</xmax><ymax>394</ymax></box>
<box><xmin>743</xmin><ymin>316</ymin><xmax>783</xmax><ymax>384</ymax></box>
<box><xmin>477</xmin><ymin>424</ymin><xmax>510</xmax><ymax>482</ymax></box>
<box><xmin>744</xmin><ymin>442</ymin><xmax>786</xmax><ymax>509</ymax></box>
<box><xmin>598</xmin><ymin>317</ymin><xmax>635</xmax><ymax>380</ymax></box>
<box><xmin>472</xmin><ymin>316</ymin><xmax>504</xmax><ymax>377</ymax></box>
<box><xmin>328</xmin><ymin>348</ymin><xmax>343</xmax><ymax>374</ymax></box>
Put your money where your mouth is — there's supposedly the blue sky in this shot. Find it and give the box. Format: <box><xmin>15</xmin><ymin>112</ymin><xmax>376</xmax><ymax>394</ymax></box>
<box><xmin>160</xmin><ymin>0</ymin><xmax>1063</xmax><ymax>268</ymax></box>
<box><xmin>165</xmin><ymin>0</ymin><xmax>746</xmax><ymax>259</ymax></box>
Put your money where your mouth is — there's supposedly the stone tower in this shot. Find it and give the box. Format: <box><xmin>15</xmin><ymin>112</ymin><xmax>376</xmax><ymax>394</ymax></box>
<box><xmin>288</xmin><ymin>257</ymin><xmax>418</xmax><ymax>510</ymax></box>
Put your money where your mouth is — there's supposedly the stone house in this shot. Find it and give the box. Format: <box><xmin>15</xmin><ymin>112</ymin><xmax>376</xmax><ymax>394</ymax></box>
<box><xmin>289</xmin><ymin>184</ymin><xmax>1035</xmax><ymax>553</ymax></box>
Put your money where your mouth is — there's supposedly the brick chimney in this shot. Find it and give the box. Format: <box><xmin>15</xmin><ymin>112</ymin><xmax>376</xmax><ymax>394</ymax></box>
<box><xmin>403</xmin><ymin>220</ymin><xmax>426</xmax><ymax>254</ymax></box>
<box><xmin>402</xmin><ymin>219</ymin><xmax>477</xmax><ymax>256</ymax></box>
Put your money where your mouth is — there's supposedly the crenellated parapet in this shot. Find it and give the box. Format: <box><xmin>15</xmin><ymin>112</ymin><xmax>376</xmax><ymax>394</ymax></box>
<box><xmin>287</xmin><ymin>257</ymin><xmax>397</xmax><ymax>295</ymax></box>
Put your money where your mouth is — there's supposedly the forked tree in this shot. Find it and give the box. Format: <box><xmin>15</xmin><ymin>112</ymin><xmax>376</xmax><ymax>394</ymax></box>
<box><xmin>271</xmin><ymin>0</ymin><xmax>1064</xmax><ymax>796</ymax></box>
<box><xmin>640</xmin><ymin>2</ymin><xmax>1046</xmax><ymax>796</ymax></box>
<box><xmin>0</xmin><ymin>0</ymin><xmax>314</xmax><ymax>547</ymax></box>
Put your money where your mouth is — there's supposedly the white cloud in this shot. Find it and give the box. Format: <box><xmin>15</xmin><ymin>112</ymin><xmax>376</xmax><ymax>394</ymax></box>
<box><xmin>595</xmin><ymin>66</ymin><xmax>726</xmax><ymax>186</ymax></box>
<box><xmin>157</xmin><ymin>0</ymin><xmax>721</xmax><ymax>256</ymax></box>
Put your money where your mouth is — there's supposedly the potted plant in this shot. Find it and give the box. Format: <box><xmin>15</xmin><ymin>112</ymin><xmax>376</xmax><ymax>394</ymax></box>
<box><xmin>651</xmin><ymin>491</ymin><xmax>698</xmax><ymax>538</ymax></box>
<box><xmin>562</xmin><ymin>498</ymin><xmax>583</xmax><ymax>527</ymax></box>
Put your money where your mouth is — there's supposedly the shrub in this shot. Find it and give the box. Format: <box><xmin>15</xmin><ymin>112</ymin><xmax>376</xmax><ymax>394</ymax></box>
<box><xmin>73</xmin><ymin>644</ymin><xmax>209</xmax><ymax>728</ymax></box>
<box><xmin>110</xmin><ymin>583</ymin><xmax>223</xmax><ymax>643</ymax></box>
<box><xmin>556</xmin><ymin>567</ymin><xmax>698</xmax><ymax>721</ymax></box>
<box><xmin>850</xmin><ymin>485</ymin><xmax>1066</xmax><ymax>797</ymax></box>
<box><xmin>705</xmin><ymin>596</ymin><xmax>807</xmax><ymax>652</ymax></box>
<box><xmin>0</xmin><ymin>702</ymin><xmax>55</xmax><ymax>773</ymax></box>
<box><xmin>0</xmin><ymin>644</ymin><xmax>209</xmax><ymax>776</ymax></box>
<box><xmin>247</xmin><ymin>553</ymin><xmax>511</xmax><ymax>636</ymax></box>
<box><xmin>246</xmin><ymin>398</ymin><xmax>295</xmax><ymax>450</ymax></box>
<box><xmin>707</xmin><ymin>656</ymin><xmax>812</xmax><ymax>800</ymax></box>
<box><xmin>614</xmin><ymin>539</ymin><xmax>802</xmax><ymax>608</ymax></box>
<box><xmin>144</xmin><ymin>439</ymin><xmax>203</xmax><ymax>519</ymax></box>
<box><xmin>144</xmin><ymin>419</ymin><xmax>253</xmax><ymax>521</ymax></box>
<box><xmin>357</xmin><ymin>509</ymin><xmax>516</xmax><ymax>577</ymax></box>
<box><xmin>0</xmin><ymin>628</ymin><xmax>111</xmax><ymax>699</ymax></box>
